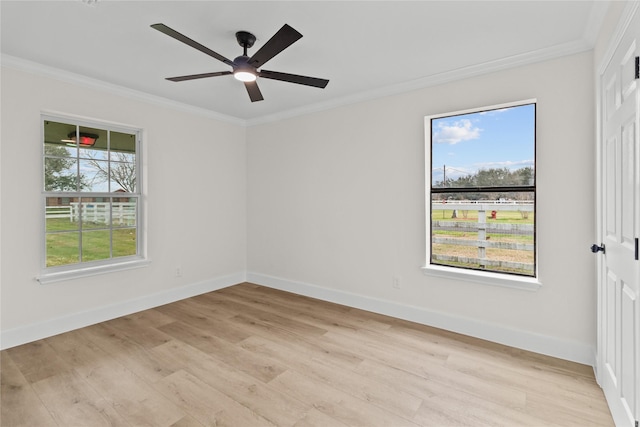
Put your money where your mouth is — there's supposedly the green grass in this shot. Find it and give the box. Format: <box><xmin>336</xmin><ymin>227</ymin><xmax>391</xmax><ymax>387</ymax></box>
<box><xmin>431</xmin><ymin>209</ymin><xmax>535</xmax><ymax>276</ymax></box>
<box><xmin>46</xmin><ymin>219</ymin><xmax>136</xmax><ymax>267</ymax></box>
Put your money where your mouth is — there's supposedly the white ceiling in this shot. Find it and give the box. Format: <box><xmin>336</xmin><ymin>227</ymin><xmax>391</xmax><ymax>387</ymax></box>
<box><xmin>1</xmin><ymin>1</ymin><xmax>608</xmax><ymax>125</ymax></box>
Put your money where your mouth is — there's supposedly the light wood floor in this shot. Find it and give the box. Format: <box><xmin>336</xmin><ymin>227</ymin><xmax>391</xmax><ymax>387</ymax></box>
<box><xmin>2</xmin><ymin>283</ymin><xmax>613</xmax><ymax>426</ymax></box>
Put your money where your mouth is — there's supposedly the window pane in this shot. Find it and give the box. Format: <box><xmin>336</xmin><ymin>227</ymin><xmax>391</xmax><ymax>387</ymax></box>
<box><xmin>431</xmin><ymin>104</ymin><xmax>535</xmax><ymax>189</ymax></box>
<box><xmin>113</xmin><ymin>228</ymin><xmax>137</xmax><ymax>258</ymax></box>
<box><xmin>111</xmin><ymin>131</ymin><xmax>136</xmax><ymax>162</ymax></box>
<box><xmin>78</xmin><ymin>144</ymin><xmax>108</xmax><ymax>161</ymax></box>
<box><xmin>44</xmin><ymin>141</ymin><xmax>77</xmax><ymax>159</ymax></box>
<box><xmin>80</xmin><ymin>199</ymin><xmax>111</xmax><ymax>229</ymax></box>
<box><xmin>46</xmin><ymin>232</ymin><xmax>79</xmax><ymax>267</ymax></box>
<box><xmin>44</xmin><ymin>120</ymin><xmax>78</xmax><ymax>157</ymax></box>
<box><xmin>77</xmin><ymin>126</ymin><xmax>107</xmax><ymax>156</ymax></box>
<box><xmin>82</xmin><ymin>230</ymin><xmax>111</xmax><ymax>262</ymax></box>
<box><xmin>112</xmin><ymin>198</ymin><xmax>137</xmax><ymax>227</ymax></box>
<box><xmin>79</xmin><ymin>159</ymin><xmax>109</xmax><ymax>192</ymax></box>
<box><xmin>46</xmin><ymin>197</ymin><xmax>79</xmax><ymax>232</ymax></box>
<box><xmin>44</xmin><ymin>156</ymin><xmax>78</xmax><ymax>191</ymax></box>
<box><xmin>431</xmin><ymin>192</ymin><xmax>535</xmax><ymax>276</ymax></box>
<box><xmin>109</xmin><ymin>161</ymin><xmax>136</xmax><ymax>193</ymax></box>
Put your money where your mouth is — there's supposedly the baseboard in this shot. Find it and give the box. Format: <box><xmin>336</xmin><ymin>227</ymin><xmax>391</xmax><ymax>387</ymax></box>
<box><xmin>0</xmin><ymin>272</ymin><xmax>245</xmax><ymax>350</ymax></box>
<box><xmin>247</xmin><ymin>272</ymin><xmax>596</xmax><ymax>366</ymax></box>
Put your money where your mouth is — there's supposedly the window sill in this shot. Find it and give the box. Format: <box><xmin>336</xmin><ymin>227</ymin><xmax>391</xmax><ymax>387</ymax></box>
<box><xmin>36</xmin><ymin>258</ymin><xmax>150</xmax><ymax>284</ymax></box>
<box><xmin>421</xmin><ymin>264</ymin><xmax>541</xmax><ymax>291</ymax></box>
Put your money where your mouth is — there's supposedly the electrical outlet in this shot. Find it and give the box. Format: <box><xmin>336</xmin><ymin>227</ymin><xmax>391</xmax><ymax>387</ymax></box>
<box><xmin>392</xmin><ymin>276</ymin><xmax>401</xmax><ymax>289</ymax></box>
<box><xmin>175</xmin><ymin>266</ymin><xmax>182</xmax><ymax>277</ymax></box>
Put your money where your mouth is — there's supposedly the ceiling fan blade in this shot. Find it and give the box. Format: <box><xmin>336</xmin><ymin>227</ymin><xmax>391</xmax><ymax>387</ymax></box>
<box><xmin>166</xmin><ymin>71</ymin><xmax>232</xmax><ymax>82</ymax></box>
<box><xmin>248</xmin><ymin>24</ymin><xmax>302</xmax><ymax>68</ymax></box>
<box><xmin>151</xmin><ymin>23</ymin><xmax>234</xmax><ymax>67</ymax></box>
<box><xmin>259</xmin><ymin>70</ymin><xmax>329</xmax><ymax>88</ymax></box>
<box><xmin>244</xmin><ymin>81</ymin><xmax>264</xmax><ymax>102</ymax></box>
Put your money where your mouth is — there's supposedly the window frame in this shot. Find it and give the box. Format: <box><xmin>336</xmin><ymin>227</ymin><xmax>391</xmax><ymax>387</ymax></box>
<box><xmin>422</xmin><ymin>99</ymin><xmax>540</xmax><ymax>291</ymax></box>
<box><xmin>38</xmin><ymin>113</ymin><xmax>148</xmax><ymax>284</ymax></box>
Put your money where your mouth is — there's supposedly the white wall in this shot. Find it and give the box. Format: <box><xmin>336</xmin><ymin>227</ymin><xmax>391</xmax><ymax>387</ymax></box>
<box><xmin>1</xmin><ymin>18</ymin><xmax>616</xmax><ymax>364</ymax></box>
<box><xmin>0</xmin><ymin>66</ymin><xmax>247</xmax><ymax>347</ymax></box>
<box><xmin>247</xmin><ymin>51</ymin><xmax>597</xmax><ymax>364</ymax></box>
<box><xmin>594</xmin><ymin>1</ymin><xmax>631</xmax><ymax>66</ymax></box>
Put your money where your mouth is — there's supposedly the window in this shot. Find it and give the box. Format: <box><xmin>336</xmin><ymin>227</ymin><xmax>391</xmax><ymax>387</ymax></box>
<box><xmin>424</xmin><ymin>100</ymin><xmax>536</xmax><ymax>284</ymax></box>
<box><xmin>41</xmin><ymin>115</ymin><xmax>145</xmax><ymax>282</ymax></box>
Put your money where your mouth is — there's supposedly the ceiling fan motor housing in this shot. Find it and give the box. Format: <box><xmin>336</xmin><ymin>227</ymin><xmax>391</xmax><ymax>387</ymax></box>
<box><xmin>233</xmin><ymin>55</ymin><xmax>252</xmax><ymax>68</ymax></box>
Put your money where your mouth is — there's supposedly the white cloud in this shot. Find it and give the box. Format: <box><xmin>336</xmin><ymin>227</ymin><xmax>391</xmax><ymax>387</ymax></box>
<box><xmin>433</xmin><ymin>119</ymin><xmax>481</xmax><ymax>145</ymax></box>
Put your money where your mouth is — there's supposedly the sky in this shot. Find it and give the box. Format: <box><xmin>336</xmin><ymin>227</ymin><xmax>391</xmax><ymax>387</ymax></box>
<box><xmin>430</xmin><ymin>103</ymin><xmax>535</xmax><ymax>184</ymax></box>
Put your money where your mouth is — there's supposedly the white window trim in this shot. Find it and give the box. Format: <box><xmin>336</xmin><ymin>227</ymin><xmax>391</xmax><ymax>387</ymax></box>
<box><xmin>421</xmin><ymin>264</ymin><xmax>541</xmax><ymax>291</ymax></box>
<box><xmin>40</xmin><ymin>112</ymin><xmax>147</xmax><ymax>282</ymax></box>
<box><xmin>423</xmin><ymin>99</ymin><xmax>540</xmax><ymax>291</ymax></box>
<box><xmin>36</xmin><ymin>258</ymin><xmax>151</xmax><ymax>284</ymax></box>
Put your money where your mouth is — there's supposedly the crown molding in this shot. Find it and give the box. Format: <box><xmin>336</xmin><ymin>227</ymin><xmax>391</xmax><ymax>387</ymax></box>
<box><xmin>0</xmin><ymin>54</ymin><xmax>245</xmax><ymax>126</ymax></box>
<box><xmin>3</xmin><ymin>29</ymin><xmax>595</xmax><ymax>129</ymax></box>
<box><xmin>246</xmin><ymin>38</ymin><xmax>594</xmax><ymax>126</ymax></box>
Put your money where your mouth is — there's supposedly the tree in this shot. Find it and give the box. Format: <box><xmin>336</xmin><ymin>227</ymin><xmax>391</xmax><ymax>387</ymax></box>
<box><xmin>87</xmin><ymin>152</ymin><xmax>136</xmax><ymax>192</ymax></box>
<box><xmin>44</xmin><ymin>145</ymin><xmax>87</xmax><ymax>191</ymax></box>
<box><xmin>432</xmin><ymin>166</ymin><xmax>534</xmax><ymax>201</ymax></box>
<box><xmin>518</xmin><ymin>166</ymin><xmax>534</xmax><ymax>185</ymax></box>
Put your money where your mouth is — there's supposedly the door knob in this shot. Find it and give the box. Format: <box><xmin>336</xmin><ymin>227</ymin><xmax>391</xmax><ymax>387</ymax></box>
<box><xmin>591</xmin><ymin>243</ymin><xmax>605</xmax><ymax>254</ymax></box>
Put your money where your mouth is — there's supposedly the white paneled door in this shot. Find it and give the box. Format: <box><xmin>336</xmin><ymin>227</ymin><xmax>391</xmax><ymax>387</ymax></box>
<box><xmin>597</xmin><ymin>5</ymin><xmax>640</xmax><ymax>427</ymax></box>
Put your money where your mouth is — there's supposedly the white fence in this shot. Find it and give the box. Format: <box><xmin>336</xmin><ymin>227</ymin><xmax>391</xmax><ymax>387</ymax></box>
<box><xmin>46</xmin><ymin>202</ymin><xmax>136</xmax><ymax>226</ymax></box>
<box><xmin>431</xmin><ymin>201</ymin><xmax>534</xmax><ymax>274</ymax></box>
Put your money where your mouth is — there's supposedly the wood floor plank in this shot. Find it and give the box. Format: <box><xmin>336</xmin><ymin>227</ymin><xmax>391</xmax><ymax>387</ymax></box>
<box><xmin>1</xmin><ymin>283</ymin><xmax>614</xmax><ymax>426</ymax></box>
<box><xmin>31</xmin><ymin>370</ymin><xmax>131</xmax><ymax>427</ymax></box>
<box><xmin>77</xmin><ymin>323</ymin><xmax>180</xmax><ymax>384</ymax></box>
<box><xmin>154</xmin><ymin>369</ymin><xmax>276</xmax><ymax>427</ymax></box>
<box><xmin>151</xmin><ymin>339</ymin><xmax>310</xmax><ymax>426</ymax></box>
<box><xmin>220</xmin><ymin>285</ymin><xmax>397</xmax><ymax>341</ymax></box>
<box><xmin>154</xmin><ymin>298</ymin><xmax>253</xmax><ymax>344</ymax></box>
<box><xmin>414</xmin><ymin>389</ymin><xmax>541</xmax><ymax>427</ymax></box>
<box><xmin>291</xmin><ymin>408</ymin><xmax>351</xmax><ymax>427</ymax></box>
<box><xmin>229</xmin><ymin>313</ymin><xmax>364</xmax><ymax>370</ymax></box>
<box><xmin>6</xmin><ymin>339</ymin><xmax>72</xmax><ymax>384</ymax></box>
<box><xmin>269</xmin><ymin>369</ymin><xmax>420</xmax><ymax>427</ymax></box>
<box><xmin>323</xmin><ymin>327</ymin><xmax>542</xmax><ymax>411</ymax></box>
<box><xmin>102</xmin><ymin>312</ymin><xmax>174</xmax><ymax>349</ymax></box>
<box><xmin>168</xmin><ymin>415</ymin><xmax>205</xmax><ymax>427</ymax></box>
<box><xmin>355</xmin><ymin>357</ymin><xmax>527</xmax><ymax>413</ymax></box>
<box><xmin>1</xmin><ymin>352</ymin><xmax>58</xmax><ymax>427</ymax></box>
<box><xmin>44</xmin><ymin>329</ymin><xmax>115</xmax><ymax>370</ymax></box>
<box><xmin>525</xmin><ymin>388</ymin><xmax>615</xmax><ymax>426</ymax></box>
<box><xmin>73</xmin><ymin>356</ymin><xmax>185</xmax><ymax>427</ymax></box>
<box><xmin>157</xmin><ymin>320</ymin><xmax>287</xmax><ymax>383</ymax></box>
<box><xmin>239</xmin><ymin>335</ymin><xmax>422</xmax><ymax>419</ymax></box>
<box><xmin>221</xmin><ymin>284</ymin><xmax>394</xmax><ymax>333</ymax></box>
<box><xmin>444</xmin><ymin>352</ymin><xmax>610</xmax><ymax>411</ymax></box>
<box><xmin>213</xmin><ymin>292</ymin><xmax>330</xmax><ymax>338</ymax></box>
<box><xmin>390</xmin><ymin>318</ymin><xmax>597</xmax><ymax>381</ymax></box>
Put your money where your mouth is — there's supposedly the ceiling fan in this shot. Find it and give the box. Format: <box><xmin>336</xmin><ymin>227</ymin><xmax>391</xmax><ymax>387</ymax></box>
<box><xmin>151</xmin><ymin>23</ymin><xmax>329</xmax><ymax>102</ymax></box>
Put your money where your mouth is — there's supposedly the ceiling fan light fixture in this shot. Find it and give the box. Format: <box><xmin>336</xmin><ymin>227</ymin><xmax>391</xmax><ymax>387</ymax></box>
<box><xmin>234</xmin><ymin>70</ymin><xmax>257</xmax><ymax>82</ymax></box>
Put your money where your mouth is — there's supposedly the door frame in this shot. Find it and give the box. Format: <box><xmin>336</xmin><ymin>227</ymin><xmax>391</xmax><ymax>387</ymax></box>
<box><xmin>595</xmin><ymin>1</ymin><xmax>640</xmax><ymax>424</ymax></box>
